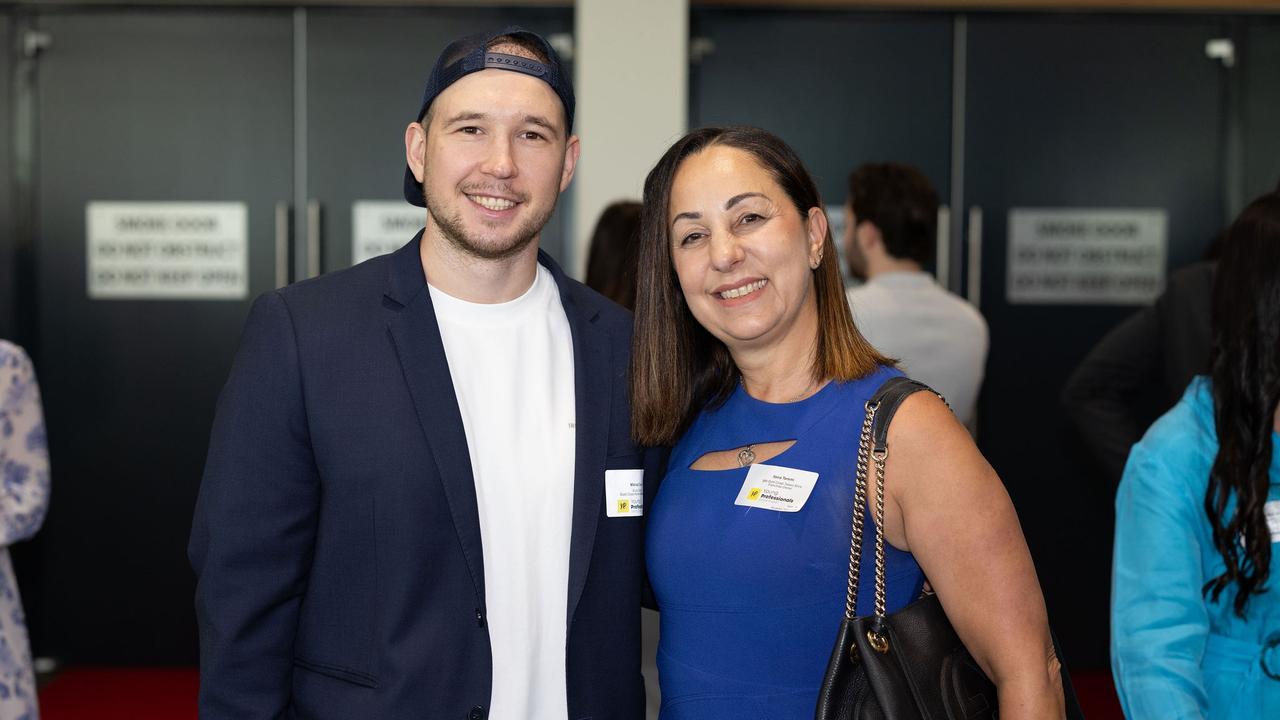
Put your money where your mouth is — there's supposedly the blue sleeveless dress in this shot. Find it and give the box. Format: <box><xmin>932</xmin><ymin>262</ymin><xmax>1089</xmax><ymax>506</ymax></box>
<box><xmin>646</xmin><ymin>366</ymin><xmax>926</xmax><ymax>719</ymax></box>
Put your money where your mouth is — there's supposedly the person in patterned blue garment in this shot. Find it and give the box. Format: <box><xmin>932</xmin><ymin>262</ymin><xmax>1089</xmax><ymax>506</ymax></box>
<box><xmin>0</xmin><ymin>341</ymin><xmax>50</xmax><ymax>720</ymax></box>
<box><xmin>629</xmin><ymin>127</ymin><xmax>1064</xmax><ymax>719</ymax></box>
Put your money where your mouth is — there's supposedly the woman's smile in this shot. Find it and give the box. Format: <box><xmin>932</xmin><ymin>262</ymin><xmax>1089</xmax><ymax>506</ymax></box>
<box><xmin>713</xmin><ymin>278</ymin><xmax>769</xmax><ymax>303</ymax></box>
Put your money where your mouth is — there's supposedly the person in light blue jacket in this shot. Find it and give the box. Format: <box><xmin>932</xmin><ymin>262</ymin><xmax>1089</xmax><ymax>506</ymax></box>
<box><xmin>1112</xmin><ymin>190</ymin><xmax>1280</xmax><ymax>719</ymax></box>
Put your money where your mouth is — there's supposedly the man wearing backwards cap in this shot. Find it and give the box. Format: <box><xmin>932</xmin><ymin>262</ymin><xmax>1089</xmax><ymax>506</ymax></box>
<box><xmin>191</xmin><ymin>27</ymin><xmax>655</xmax><ymax>720</ymax></box>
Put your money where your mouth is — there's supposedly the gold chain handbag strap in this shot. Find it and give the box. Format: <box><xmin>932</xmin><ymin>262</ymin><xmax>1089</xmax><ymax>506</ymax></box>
<box><xmin>843</xmin><ymin>379</ymin><xmax>947</xmax><ymax>656</ymax></box>
<box><xmin>843</xmin><ymin>399</ymin><xmax>877</xmax><ymax>620</ymax></box>
<box><xmin>868</xmin><ymin>428</ymin><xmax>891</xmax><ymax>653</ymax></box>
<box><xmin>842</xmin><ymin>398</ymin><xmax>891</xmax><ymax>653</ymax></box>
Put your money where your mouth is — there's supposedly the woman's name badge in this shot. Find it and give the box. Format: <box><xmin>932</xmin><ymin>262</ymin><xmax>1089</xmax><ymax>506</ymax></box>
<box><xmin>1266</xmin><ymin>500</ymin><xmax>1280</xmax><ymax>542</ymax></box>
<box><xmin>734</xmin><ymin>463</ymin><xmax>819</xmax><ymax>512</ymax></box>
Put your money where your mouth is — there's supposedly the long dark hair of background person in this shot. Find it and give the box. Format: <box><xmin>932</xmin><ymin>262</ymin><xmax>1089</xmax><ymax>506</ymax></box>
<box><xmin>1204</xmin><ymin>190</ymin><xmax>1280</xmax><ymax>617</ymax></box>
<box><xmin>584</xmin><ymin>201</ymin><xmax>642</xmax><ymax>311</ymax></box>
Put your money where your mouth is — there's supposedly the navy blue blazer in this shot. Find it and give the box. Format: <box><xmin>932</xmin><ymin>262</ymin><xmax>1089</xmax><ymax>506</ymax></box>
<box><xmin>190</xmin><ymin>234</ymin><xmax>660</xmax><ymax>719</ymax></box>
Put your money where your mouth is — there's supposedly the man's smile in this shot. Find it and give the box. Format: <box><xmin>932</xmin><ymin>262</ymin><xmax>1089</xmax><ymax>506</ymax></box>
<box><xmin>467</xmin><ymin>194</ymin><xmax>518</xmax><ymax>211</ymax></box>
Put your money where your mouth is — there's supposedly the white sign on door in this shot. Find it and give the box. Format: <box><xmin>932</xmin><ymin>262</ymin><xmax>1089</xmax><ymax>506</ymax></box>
<box><xmin>87</xmin><ymin>202</ymin><xmax>248</xmax><ymax>300</ymax></box>
<box><xmin>352</xmin><ymin>201</ymin><xmax>424</xmax><ymax>265</ymax></box>
<box><xmin>1007</xmin><ymin>208</ymin><xmax>1167</xmax><ymax>305</ymax></box>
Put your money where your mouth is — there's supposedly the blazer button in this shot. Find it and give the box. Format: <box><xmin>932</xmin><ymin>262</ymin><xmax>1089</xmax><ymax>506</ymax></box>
<box><xmin>468</xmin><ymin>706</ymin><xmax>486</xmax><ymax>720</ymax></box>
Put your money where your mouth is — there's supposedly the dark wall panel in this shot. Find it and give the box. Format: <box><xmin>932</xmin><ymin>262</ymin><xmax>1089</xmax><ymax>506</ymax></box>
<box><xmin>1</xmin><ymin>12</ymin><xmax>13</xmax><ymax>340</ymax></box>
<box><xmin>31</xmin><ymin>8</ymin><xmax>293</xmax><ymax>664</ymax></box>
<box><xmin>691</xmin><ymin>10</ymin><xmax>954</xmax><ymax>213</ymax></box>
<box><xmin>966</xmin><ymin>14</ymin><xmax>1227</xmax><ymax>669</ymax></box>
<box><xmin>1245</xmin><ymin>19</ymin><xmax>1280</xmax><ymax>201</ymax></box>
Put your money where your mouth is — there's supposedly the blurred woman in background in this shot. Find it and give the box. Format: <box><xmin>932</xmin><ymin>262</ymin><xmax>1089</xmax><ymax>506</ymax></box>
<box><xmin>585</xmin><ymin>201</ymin><xmax>642</xmax><ymax>311</ymax></box>
<box><xmin>1112</xmin><ymin>190</ymin><xmax>1280</xmax><ymax>719</ymax></box>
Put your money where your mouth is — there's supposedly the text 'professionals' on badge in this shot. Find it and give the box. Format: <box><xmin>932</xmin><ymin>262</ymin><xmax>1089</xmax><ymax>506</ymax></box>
<box><xmin>734</xmin><ymin>464</ymin><xmax>819</xmax><ymax>512</ymax></box>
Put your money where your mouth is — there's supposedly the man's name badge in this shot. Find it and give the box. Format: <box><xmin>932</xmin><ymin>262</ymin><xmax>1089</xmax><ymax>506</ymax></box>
<box><xmin>734</xmin><ymin>463</ymin><xmax>819</xmax><ymax>512</ymax></box>
<box><xmin>606</xmin><ymin>469</ymin><xmax>644</xmax><ymax>517</ymax></box>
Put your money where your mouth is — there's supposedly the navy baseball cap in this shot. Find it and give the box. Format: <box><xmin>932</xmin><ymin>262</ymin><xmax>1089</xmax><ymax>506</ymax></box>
<box><xmin>403</xmin><ymin>26</ymin><xmax>576</xmax><ymax>208</ymax></box>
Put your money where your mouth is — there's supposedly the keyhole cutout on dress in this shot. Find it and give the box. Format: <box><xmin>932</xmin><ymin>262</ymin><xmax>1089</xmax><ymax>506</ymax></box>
<box><xmin>689</xmin><ymin>439</ymin><xmax>797</xmax><ymax>471</ymax></box>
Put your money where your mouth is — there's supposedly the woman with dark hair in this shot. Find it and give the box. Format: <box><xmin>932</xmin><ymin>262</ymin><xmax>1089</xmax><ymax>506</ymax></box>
<box><xmin>1112</xmin><ymin>191</ymin><xmax>1280</xmax><ymax>719</ymax></box>
<box><xmin>633</xmin><ymin>127</ymin><xmax>1064</xmax><ymax>718</ymax></box>
<box><xmin>585</xmin><ymin>201</ymin><xmax>642</xmax><ymax>310</ymax></box>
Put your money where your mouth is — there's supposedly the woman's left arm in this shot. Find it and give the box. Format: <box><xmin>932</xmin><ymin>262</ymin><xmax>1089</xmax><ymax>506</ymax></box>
<box><xmin>879</xmin><ymin>392</ymin><xmax>1064</xmax><ymax>720</ymax></box>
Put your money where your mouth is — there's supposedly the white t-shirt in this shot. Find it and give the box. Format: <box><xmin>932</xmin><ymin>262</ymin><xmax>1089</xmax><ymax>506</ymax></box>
<box><xmin>847</xmin><ymin>271</ymin><xmax>989</xmax><ymax>428</ymax></box>
<box><xmin>429</xmin><ymin>264</ymin><xmax>576</xmax><ymax>719</ymax></box>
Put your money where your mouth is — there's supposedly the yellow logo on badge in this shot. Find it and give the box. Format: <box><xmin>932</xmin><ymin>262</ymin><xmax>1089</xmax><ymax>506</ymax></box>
<box><xmin>747</xmin><ymin>488</ymin><xmax>763</xmax><ymax>501</ymax></box>
<box><xmin>617</xmin><ymin>499</ymin><xmax>630</xmax><ymax>514</ymax></box>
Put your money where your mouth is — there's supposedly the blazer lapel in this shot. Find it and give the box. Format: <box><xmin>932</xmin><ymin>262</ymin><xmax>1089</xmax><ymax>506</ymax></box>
<box><xmin>384</xmin><ymin>233</ymin><xmax>486</xmax><ymax>604</ymax></box>
<box><xmin>541</xmin><ymin>252</ymin><xmax>611</xmax><ymax>627</ymax></box>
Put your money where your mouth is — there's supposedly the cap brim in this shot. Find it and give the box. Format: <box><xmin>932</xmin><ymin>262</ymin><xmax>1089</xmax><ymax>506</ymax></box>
<box><xmin>403</xmin><ymin>165</ymin><xmax>426</xmax><ymax>208</ymax></box>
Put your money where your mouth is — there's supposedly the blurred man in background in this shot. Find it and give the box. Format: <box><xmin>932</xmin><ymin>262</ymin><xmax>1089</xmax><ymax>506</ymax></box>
<box><xmin>844</xmin><ymin>163</ymin><xmax>988</xmax><ymax>429</ymax></box>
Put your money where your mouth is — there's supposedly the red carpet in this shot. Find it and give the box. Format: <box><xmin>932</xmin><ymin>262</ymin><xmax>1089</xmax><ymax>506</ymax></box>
<box><xmin>39</xmin><ymin>668</ymin><xmax>197</xmax><ymax>720</ymax></box>
<box><xmin>37</xmin><ymin>667</ymin><xmax>1122</xmax><ymax>718</ymax></box>
<box><xmin>1073</xmin><ymin>670</ymin><xmax>1125</xmax><ymax>720</ymax></box>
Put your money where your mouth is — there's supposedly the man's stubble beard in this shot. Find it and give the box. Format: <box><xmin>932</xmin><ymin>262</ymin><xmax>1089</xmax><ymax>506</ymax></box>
<box><xmin>424</xmin><ymin>186</ymin><xmax>558</xmax><ymax>262</ymax></box>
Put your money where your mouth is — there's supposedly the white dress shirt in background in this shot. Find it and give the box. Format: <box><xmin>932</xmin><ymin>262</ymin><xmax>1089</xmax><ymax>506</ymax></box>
<box><xmin>847</xmin><ymin>271</ymin><xmax>989</xmax><ymax>429</ymax></box>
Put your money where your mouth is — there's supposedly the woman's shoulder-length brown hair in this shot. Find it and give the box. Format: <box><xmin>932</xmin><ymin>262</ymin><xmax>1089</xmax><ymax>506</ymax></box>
<box><xmin>631</xmin><ymin>126</ymin><xmax>891</xmax><ymax>447</ymax></box>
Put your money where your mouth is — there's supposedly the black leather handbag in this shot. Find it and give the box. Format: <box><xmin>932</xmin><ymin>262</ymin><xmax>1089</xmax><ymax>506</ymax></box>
<box><xmin>815</xmin><ymin>376</ymin><xmax>1082</xmax><ymax>720</ymax></box>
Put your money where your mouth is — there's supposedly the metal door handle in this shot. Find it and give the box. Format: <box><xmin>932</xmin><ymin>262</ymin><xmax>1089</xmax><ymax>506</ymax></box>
<box><xmin>966</xmin><ymin>206</ymin><xmax>983</xmax><ymax>308</ymax></box>
<box><xmin>307</xmin><ymin>200</ymin><xmax>322</xmax><ymax>279</ymax></box>
<box><xmin>275</xmin><ymin>202</ymin><xmax>291</xmax><ymax>289</ymax></box>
